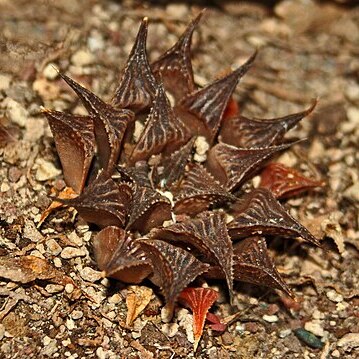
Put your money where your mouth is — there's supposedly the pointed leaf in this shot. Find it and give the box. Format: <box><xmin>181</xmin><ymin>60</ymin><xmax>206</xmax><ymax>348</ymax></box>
<box><xmin>138</xmin><ymin>239</ymin><xmax>209</xmax><ymax>318</ymax></box>
<box><xmin>153</xmin><ymin>137</ymin><xmax>195</xmax><ymax>189</ymax></box>
<box><xmin>60</xmin><ymin>174</ymin><xmax>133</xmax><ymax>228</ymax></box>
<box><xmin>93</xmin><ymin>226</ymin><xmax>152</xmax><ymax>283</ymax></box>
<box><xmin>112</xmin><ymin>18</ymin><xmax>157</xmax><ymax>111</ymax></box>
<box><xmin>174</xmin><ymin>163</ymin><xmax>235</xmax><ymax>215</ymax></box>
<box><xmin>151</xmin><ymin>11</ymin><xmax>204</xmax><ymax>101</ymax></box>
<box><xmin>220</xmin><ymin>101</ymin><xmax>317</xmax><ymax>148</ymax></box>
<box><xmin>206</xmin><ymin>141</ymin><xmax>295</xmax><ymax>192</ymax></box>
<box><xmin>126</xmin><ymin>286</ymin><xmax>153</xmax><ymax>326</ymax></box>
<box><xmin>228</xmin><ymin>188</ymin><xmax>320</xmax><ymax>246</ymax></box>
<box><xmin>117</xmin><ymin>161</ymin><xmax>152</xmax><ymax>188</ymax></box>
<box><xmin>44</xmin><ymin>109</ymin><xmax>95</xmax><ymax>193</ymax></box>
<box><xmin>152</xmin><ymin>212</ymin><xmax>234</xmax><ymax>301</ymax></box>
<box><xmin>260</xmin><ymin>162</ymin><xmax>325</xmax><ymax>199</ymax></box>
<box><xmin>126</xmin><ymin>185</ymin><xmax>171</xmax><ymax>233</ymax></box>
<box><xmin>129</xmin><ymin>83</ymin><xmax>189</xmax><ymax>164</ymax></box>
<box><xmin>233</xmin><ymin>236</ymin><xmax>293</xmax><ymax>296</ymax></box>
<box><xmin>179</xmin><ymin>287</ymin><xmax>218</xmax><ymax>351</ymax></box>
<box><xmin>176</xmin><ymin>51</ymin><xmax>256</xmax><ymax>142</ymax></box>
<box><xmin>59</xmin><ymin>72</ymin><xmax>134</xmax><ymax>173</ymax></box>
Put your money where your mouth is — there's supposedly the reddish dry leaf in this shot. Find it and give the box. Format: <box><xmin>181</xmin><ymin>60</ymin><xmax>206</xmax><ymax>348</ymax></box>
<box><xmin>138</xmin><ymin>239</ymin><xmax>209</xmax><ymax>320</ymax></box>
<box><xmin>179</xmin><ymin>287</ymin><xmax>219</xmax><ymax>351</ymax></box>
<box><xmin>93</xmin><ymin>226</ymin><xmax>152</xmax><ymax>283</ymax></box>
<box><xmin>174</xmin><ymin>163</ymin><xmax>235</xmax><ymax>215</ymax></box>
<box><xmin>206</xmin><ymin>312</ymin><xmax>227</xmax><ymax>333</ymax></box>
<box><xmin>207</xmin><ymin>141</ymin><xmax>296</xmax><ymax>192</ymax></box>
<box><xmin>43</xmin><ymin>109</ymin><xmax>95</xmax><ymax>193</ymax></box>
<box><xmin>112</xmin><ymin>18</ymin><xmax>157</xmax><ymax>112</ymax></box>
<box><xmin>129</xmin><ymin>83</ymin><xmax>189</xmax><ymax>164</ymax></box>
<box><xmin>58</xmin><ymin>72</ymin><xmax>134</xmax><ymax>173</ymax></box>
<box><xmin>220</xmin><ymin>101</ymin><xmax>317</xmax><ymax>148</ymax></box>
<box><xmin>0</xmin><ymin>255</ymin><xmax>73</xmax><ymax>286</ymax></box>
<box><xmin>228</xmin><ymin>188</ymin><xmax>320</xmax><ymax>246</ymax></box>
<box><xmin>222</xmin><ymin>96</ymin><xmax>240</xmax><ymax>121</ymax></box>
<box><xmin>176</xmin><ymin>51</ymin><xmax>256</xmax><ymax>143</ymax></box>
<box><xmin>60</xmin><ymin>174</ymin><xmax>133</xmax><ymax>228</ymax></box>
<box><xmin>260</xmin><ymin>162</ymin><xmax>325</xmax><ymax>198</ymax></box>
<box><xmin>151</xmin><ymin>10</ymin><xmax>204</xmax><ymax>101</ymax></box>
<box><xmin>152</xmin><ymin>212</ymin><xmax>234</xmax><ymax>302</ymax></box>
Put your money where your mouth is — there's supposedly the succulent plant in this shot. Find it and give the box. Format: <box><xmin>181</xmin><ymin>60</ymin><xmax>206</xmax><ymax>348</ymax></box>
<box><xmin>44</xmin><ymin>12</ymin><xmax>323</xmax><ymax>321</ymax></box>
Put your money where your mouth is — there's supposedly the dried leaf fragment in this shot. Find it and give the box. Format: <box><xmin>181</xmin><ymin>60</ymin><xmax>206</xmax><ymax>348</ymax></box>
<box><xmin>179</xmin><ymin>287</ymin><xmax>218</xmax><ymax>351</ymax></box>
<box><xmin>126</xmin><ymin>285</ymin><xmax>153</xmax><ymax>326</ymax></box>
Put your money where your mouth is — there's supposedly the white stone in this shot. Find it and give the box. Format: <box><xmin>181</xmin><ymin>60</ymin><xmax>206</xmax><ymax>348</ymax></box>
<box><xmin>0</xmin><ymin>74</ymin><xmax>12</xmax><ymax>91</ymax></box>
<box><xmin>71</xmin><ymin>49</ymin><xmax>95</xmax><ymax>67</ymax></box>
<box><xmin>347</xmin><ymin>107</ymin><xmax>359</xmax><ymax>125</ymax></box>
<box><xmin>0</xmin><ymin>182</ymin><xmax>10</xmax><ymax>192</ymax></box>
<box><xmin>304</xmin><ymin>320</ymin><xmax>324</xmax><ymax>337</ymax></box>
<box><xmin>161</xmin><ymin>323</ymin><xmax>179</xmax><ymax>338</ymax></box>
<box><xmin>61</xmin><ymin>247</ymin><xmax>87</xmax><ymax>259</ymax></box>
<box><xmin>35</xmin><ymin>158</ymin><xmax>61</xmax><ymax>181</ymax></box>
<box><xmin>43</xmin><ymin>63</ymin><xmax>59</xmax><ymax>80</ymax></box>
<box><xmin>96</xmin><ymin>347</ymin><xmax>108</xmax><ymax>359</ymax></box>
<box><xmin>71</xmin><ymin>310</ymin><xmax>83</xmax><ymax>320</ymax></box>
<box><xmin>80</xmin><ymin>267</ymin><xmax>102</xmax><ymax>282</ymax></box>
<box><xmin>53</xmin><ymin>257</ymin><xmax>62</xmax><ymax>268</ymax></box>
<box><xmin>4</xmin><ymin>97</ymin><xmax>28</xmax><ymax>127</ymax></box>
<box><xmin>326</xmin><ymin>289</ymin><xmax>343</xmax><ymax>303</ymax></box>
<box><xmin>65</xmin><ymin>283</ymin><xmax>74</xmax><ymax>294</ymax></box>
<box><xmin>46</xmin><ymin>238</ymin><xmax>62</xmax><ymax>256</ymax></box>
<box><xmin>45</xmin><ymin>284</ymin><xmax>64</xmax><ymax>293</ymax></box>
<box><xmin>66</xmin><ymin>318</ymin><xmax>75</xmax><ymax>330</ymax></box>
<box><xmin>262</xmin><ymin>314</ymin><xmax>279</xmax><ymax>323</ymax></box>
<box><xmin>337</xmin><ymin>333</ymin><xmax>359</xmax><ymax>351</ymax></box>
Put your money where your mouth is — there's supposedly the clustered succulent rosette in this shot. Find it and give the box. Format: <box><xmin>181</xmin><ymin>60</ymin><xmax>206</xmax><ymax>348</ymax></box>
<box><xmin>44</xmin><ymin>12</ymin><xmax>323</xmax><ymax>319</ymax></box>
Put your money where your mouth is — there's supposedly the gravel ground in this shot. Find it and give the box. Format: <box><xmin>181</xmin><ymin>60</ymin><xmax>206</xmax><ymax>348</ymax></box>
<box><xmin>0</xmin><ymin>0</ymin><xmax>358</xmax><ymax>358</ymax></box>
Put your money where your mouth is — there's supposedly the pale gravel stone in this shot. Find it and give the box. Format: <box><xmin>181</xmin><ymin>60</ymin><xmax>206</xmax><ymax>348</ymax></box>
<box><xmin>80</xmin><ymin>267</ymin><xmax>102</xmax><ymax>282</ymax></box>
<box><xmin>262</xmin><ymin>314</ymin><xmax>279</xmax><ymax>323</ymax></box>
<box><xmin>331</xmin><ymin>349</ymin><xmax>340</xmax><ymax>358</ymax></box>
<box><xmin>4</xmin><ymin>97</ymin><xmax>28</xmax><ymax>127</ymax></box>
<box><xmin>108</xmin><ymin>294</ymin><xmax>122</xmax><ymax>304</ymax></box>
<box><xmin>66</xmin><ymin>318</ymin><xmax>75</xmax><ymax>330</ymax></box>
<box><xmin>24</xmin><ymin>220</ymin><xmax>43</xmax><ymax>242</ymax></box>
<box><xmin>45</xmin><ymin>284</ymin><xmax>64</xmax><ymax>294</ymax></box>
<box><xmin>304</xmin><ymin>320</ymin><xmax>324</xmax><ymax>337</ymax></box>
<box><xmin>279</xmin><ymin>329</ymin><xmax>291</xmax><ymax>338</ymax></box>
<box><xmin>96</xmin><ymin>347</ymin><xmax>108</xmax><ymax>359</ymax></box>
<box><xmin>65</xmin><ymin>283</ymin><xmax>74</xmax><ymax>294</ymax></box>
<box><xmin>35</xmin><ymin>158</ymin><xmax>61</xmax><ymax>181</ymax></box>
<box><xmin>0</xmin><ymin>74</ymin><xmax>12</xmax><ymax>91</ymax></box>
<box><xmin>337</xmin><ymin>333</ymin><xmax>359</xmax><ymax>351</ymax></box>
<box><xmin>61</xmin><ymin>247</ymin><xmax>87</xmax><ymax>259</ymax></box>
<box><xmin>71</xmin><ymin>49</ymin><xmax>95</xmax><ymax>66</ymax></box>
<box><xmin>326</xmin><ymin>289</ymin><xmax>344</xmax><ymax>303</ymax></box>
<box><xmin>43</xmin><ymin>63</ymin><xmax>59</xmax><ymax>80</ymax></box>
<box><xmin>46</xmin><ymin>238</ymin><xmax>62</xmax><ymax>256</ymax></box>
<box><xmin>53</xmin><ymin>257</ymin><xmax>62</xmax><ymax>268</ymax></box>
<box><xmin>161</xmin><ymin>323</ymin><xmax>179</xmax><ymax>338</ymax></box>
<box><xmin>71</xmin><ymin>310</ymin><xmax>83</xmax><ymax>320</ymax></box>
<box><xmin>0</xmin><ymin>182</ymin><xmax>10</xmax><ymax>192</ymax></box>
<box><xmin>68</xmin><ymin>231</ymin><xmax>83</xmax><ymax>246</ymax></box>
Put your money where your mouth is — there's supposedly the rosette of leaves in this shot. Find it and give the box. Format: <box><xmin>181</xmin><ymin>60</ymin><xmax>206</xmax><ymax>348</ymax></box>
<box><xmin>44</xmin><ymin>12</ymin><xmax>323</xmax><ymax>319</ymax></box>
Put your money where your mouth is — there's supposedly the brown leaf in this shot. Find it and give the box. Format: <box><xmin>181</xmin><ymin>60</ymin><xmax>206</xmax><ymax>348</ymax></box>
<box><xmin>93</xmin><ymin>226</ymin><xmax>152</xmax><ymax>283</ymax></box>
<box><xmin>58</xmin><ymin>72</ymin><xmax>134</xmax><ymax>173</ymax></box>
<box><xmin>126</xmin><ymin>185</ymin><xmax>172</xmax><ymax>233</ymax></box>
<box><xmin>228</xmin><ymin>188</ymin><xmax>320</xmax><ymax>246</ymax></box>
<box><xmin>151</xmin><ymin>10</ymin><xmax>204</xmax><ymax>101</ymax></box>
<box><xmin>176</xmin><ymin>51</ymin><xmax>256</xmax><ymax>143</ymax></box>
<box><xmin>0</xmin><ymin>255</ymin><xmax>73</xmax><ymax>285</ymax></box>
<box><xmin>126</xmin><ymin>285</ymin><xmax>153</xmax><ymax>326</ymax></box>
<box><xmin>220</xmin><ymin>101</ymin><xmax>316</xmax><ymax>148</ymax></box>
<box><xmin>179</xmin><ymin>287</ymin><xmax>218</xmax><ymax>351</ymax></box>
<box><xmin>112</xmin><ymin>18</ymin><xmax>157</xmax><ymax>112</ymax></box>
<box><xmin>206</xmin><ymin>141</ymin><xmax>296</xmax><ymax>192</ymax></box>
<box><xmin>117</xmin><ymin>161</ymin><xmax>152</xmax><ymax>188</ymax></box>
<box><xmin>43</xmin><ymin>109</ymin><xmax>95</xmax><ymax>193</ymax></box>
<box><xmin>259</xmin><ymin>162</ymin><xmax>325</xmax><ymax>199</ymax></box>
<box><xmin>138</xmin><ymin>239</ymin><xmax>209</xmax><ymax>320</ymax></box>
<box><xmin>152</xmin><ymin>212</ymin><xmax>234</xmax><ymax>301</ymax></box>
<box><xmin>153</xmin><ymin>137</ymin><xmax>195</xmax><ymax>189</ymax></box>
<box><xmin>174</xmin><ymin>163</ymin><xmax>235</xmax><ymax>215</ymax></box>
<box><xmin>129</xmin><ymin>83</ymin><xmax>189</xmax><ymax>164</ymax></box>
<box><xmin>60</xmin><ymin>174</ymin><xmax>133</xmax><ymax>228</ymax></box>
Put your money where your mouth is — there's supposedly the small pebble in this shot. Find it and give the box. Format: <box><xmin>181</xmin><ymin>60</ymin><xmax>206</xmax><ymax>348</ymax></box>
<box><xmin>45</xmin><ymin>284</ymin><xmax>64</xmax><ymax>294</ymax></box>
<box><xmin>0</xmin><ymin>74</ymin><xmax>12</xmax><ymax>91</ymax></box>
<box><xmin>46</xmin><ymin>238</ymin><xmax>62</xmax><ymax>256</ymax></box>
<box><xmin>71</xmin><ymin>49</ymin><xmax>95</xmax><ymax>66</ymax></box>
<box><xmin>331</xmin><ymin>349</ymin><xmax>340</xmax><ymax>358</ymax></box>
<box><xmin>161</xmin><ymin>323</ymin><xmax>179</xmax><ymax>338</ymax></box>
<box><xmin>262</xmin><ymin>314</ymin><xmax>279</xmax><ymax>323</ymax></box>
<box><xmin>43</xmin><ymin>63</ymin><xmax>59</xmax><ymax>80</ymax></box>
<box><xmin>53</xmin><ymin>257</ymin><xmax>62</xmax><ymax>268</ymax></box>
<box><xmin>326</xmin><ymin>289</ymin><xmax>344</xmax><ymax>303</ymax></box>
<box><xmin>96</xmin><ymin>347</ymin><xmax>107</xmax><ymax>359</ymax></box>
<box><xmin>304</xmin><ymin>320</ymin><xmax>324</xmax><ymax>337</ymax></box>
<box><xmin>279</xmin><ymin>329</ymin><xmax>292</xmax><ymax>338</ymax></box>
<box><xmin>337</xmin><ymin>333</ymin><xmax>359</xmax><ymax>351</ymax></box>
<box><xmin>4</xmin><ymin>97</ymin><xmax>28</xmax><ymax>127</ymax></box>
<box><xmin>80</xmin><ymin>267</ymin><xmax>102</xmax><ymax>282</ymax></box>
<box><xmin>66</xmin><ymin>318</ymin><xmax>75</xmax><ymax>330</ymax></box>
<box><xmin>65</xmin><ymin>283</ymin><xmax>74</xmax><ymax>294</ymax></box>
<box><xmin>35</xmin><ymin>158</ymin><xmax>61</xmax><ymax>181</ymax></box>
<box><xmin>61</xmin><ymin>247</ymin><xmax>87</xmax><ymax>259</ymax></box>
<box><xmin>0</xmin><ymin>182</ymin><xmax>10</xmax><ymax>192</ymax></box>
<box><xmin>71</xmin><ymin>310</ymin><xmax>83</xmax><ymax>320</ymax></box>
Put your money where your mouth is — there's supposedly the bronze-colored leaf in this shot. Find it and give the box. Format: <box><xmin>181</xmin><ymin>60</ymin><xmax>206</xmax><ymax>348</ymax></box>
<box><xmin>179</xmin><ymin>287</ymin><xmax>218</xmax><ymax>352</ymax></box>
<box><xmin>126</xmin><ymin>185</ymin><xmax>171</xmax><ymax>233</ymax></box>
<box><xmin>112</xmin><ymin>18</ymin><xmax>157</xmax><ymax>112</ymax></box>
<box><xmin>153</xmin><ymin>137</ymin><xmax>195</xmax><ymax>189</ymax></box>
<box><xmin>138</xmin><ymin>239</ymin><xmax>209</xmax><ymax>318</ymax></box>
<box><xmin>260</xmin><ymin>162</ymin><xmax>325</xmax><ymax>199</ymax></box>
<box><xmin>228</xmin><ymin>188</ymin><xmax>320</xmax><ymax>246</ymax></box>
<box><xmin>174</xmin><ymin>163</ymin><xmax>235</xmax><ymax>215</ymax></box>
<box><xmin>93</xmin><ymin>226</ymin><xmax>152</xmax><ymax>283</ymax></box>
<box><xmin>129</xmin><ymin>83</ymin><xmax>189</xmax><ymax>164</ymax></box>
<box><xmin>206</xmin><ymin>141</ymin><xmax>295</xmax><ymax>192</ymax></box>
<box><xmin>152</xmin><ymin>211</ymin><xmax>234</xmax><ymax>301</ymax></box>
<box><xmin>60</xmin><ymin>173</ymin><xmax>133</xmax><ymax>228</ymax></box>
<box><xmin>233</xmin><ymin>237</ymin><xmax>293</xmax><ymax>296</ymax></box>
<box><xmin>43</xmin><ymin>109</ymin><xmax>95</xmax><ymax>193</ymax></box>
<box><xmin>151</xmin><ymin>11</ymin><xmax>204</xmax><ymax>101</ymax></box>
<box><xmin>176</xmin><ymin>51</ymin><xmax>256</xmax><ymax>142</ymax></box>
<box><xmin>58</xmin><ymin>72</ymin><xmax>134</xmax><ymax>173</ymax></box>
<box><xmin>220</xmin><ymin>101</ymin><xmax>317</xmax><ymax>148</ymax></box>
